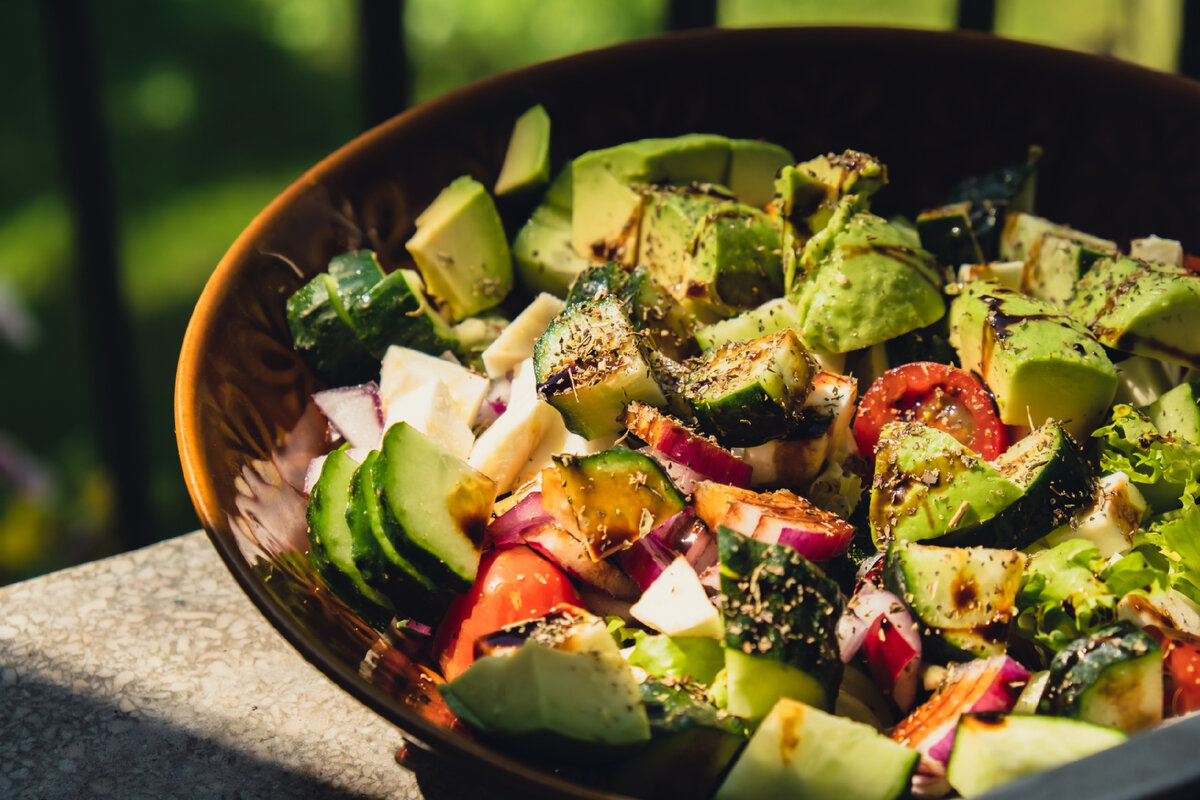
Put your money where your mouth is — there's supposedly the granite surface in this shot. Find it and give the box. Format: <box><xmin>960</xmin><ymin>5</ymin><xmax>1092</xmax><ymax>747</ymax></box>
<box><xmin>0</xmin><ymin>531</ymin><xmax>438</xmax><ymax>800</ymax></box>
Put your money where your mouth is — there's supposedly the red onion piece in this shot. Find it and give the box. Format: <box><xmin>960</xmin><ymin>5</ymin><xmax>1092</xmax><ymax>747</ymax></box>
<box><xmin>863</xmin><ymin>615</ymin><xmax>921</xmax><ymax>712</ymax></box>
<box><xmin>313</xmin><ymin>382</ymin><xmax>383</xmax><ymax>450</ymax></box>
<box><xmin>753</xmin><ymin>511</ymin><xmax>854</xmax><ymax>561</ymax></box>
<box><xmin>484</xmin><ymin>491</ymin><xmax>552</xmax><ymax>548</ymax></box>
<box><xmin>649</xmin><ymin>424</ymin><xmax>751</xmax><ymax>488</ymax></box>
<box><xmin>637</xmin><ymin>446</ymin><xmax>708</xmax><ymax>494</ymax></box>
<box><xmin>682</xmin><ymin>523</ymin><xmax>718</xmax><ymax>574</ymax></box>
<box><xmin>619</xmin><ymin>532</ymin><xmax>678</xmax><ymax>592</ymax></box>
<box><xmin>522</xmin><ymin>521</ymin><xmax>640</xmax><ymax>600</ymax></box>
<box><xmin>892</xmin><ymin>655</ymin><xmax>1031</xmax><ymax>769</ymax></box>
<box><xmin>839</xmin><ymin>586</ymin><xmax>923</xmax><ymax>711</ymax></box>
<box><xmin>302</xmin><ymin>454</ymin><xmax>328</xmax><ymax>497</ymax></box>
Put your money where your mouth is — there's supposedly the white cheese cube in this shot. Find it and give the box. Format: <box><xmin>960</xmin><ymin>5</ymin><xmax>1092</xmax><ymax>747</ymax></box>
<box><xmin>468</xmin><ymin>359</ymin><xmax>560</xmax><ymax>495</ymax></box>
<box><xmin>630</xmin><ymin>556</ymin><xmax>723</xmax><ymax>639</ymax></box>
<box><xmin>383</xmin><ymin>379</ymin><xmax>475</xmax><ymax>459</ymax></box>
<box><xmin>379</xmin><ymin>345</ymin><xmax>489</xmax><ymax>427</ymax></box>
<box><xmin>480</xmin><ymin>292</ymin><xmax>565</xmax><ymax>379</ymax></box>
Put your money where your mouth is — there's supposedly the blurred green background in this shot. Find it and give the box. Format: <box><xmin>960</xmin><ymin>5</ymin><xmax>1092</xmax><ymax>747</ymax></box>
<box><xmin>0</xmin><ymin>0</ymin><xmax>1187</xmax><ymax>584</ymax></box>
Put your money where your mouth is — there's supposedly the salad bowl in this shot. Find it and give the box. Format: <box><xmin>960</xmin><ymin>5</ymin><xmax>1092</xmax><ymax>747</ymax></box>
<box><xmin>176</xmin><ymin>26</ymin><xmax>1200</xmax><ymax>799</ymax></box>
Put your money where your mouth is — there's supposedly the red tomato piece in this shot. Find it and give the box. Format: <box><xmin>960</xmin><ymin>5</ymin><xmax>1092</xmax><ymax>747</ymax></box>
<box><xmin>433</xmin><ymin>544</ymin><xmax>581</xmax><ymax>680</ymax></box>
<box><xmin>852</xmin><ymin>361</ymin><xmax>1008</xmax><ymax>463</ymax></box>
<box><xmin>1146</xmin><ymin>625</ymin><xmax>1200</xmax><ymax>716</ymax></box>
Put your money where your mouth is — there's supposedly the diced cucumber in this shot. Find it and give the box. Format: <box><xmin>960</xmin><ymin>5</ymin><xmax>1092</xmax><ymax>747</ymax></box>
<box><xmin>351</xmin><ymin>267</ymin><xmax>457</xmax><ymax>358</ymax></box>
<box><xmin>684</xmin><ymin>329</ymin><xmax>816</xmax><ymax>447</ymax></box>
<box><xmin>718</xmin><ymin>526</ymin><xmax>844</xmax><ymax>721</ymax></box>
<box><xmin>373</xmin><ymin>422</ymin><xmax>495</xmax><ymax>593</ymax></box>
<box><xmin>693</xmin><ymin>297</ymin><xmax>799</xmax><ymax>352</ymax></box>
<box><xmin>916</xmin><ymin>201</ymin><xmax>983</xmax><ymax>267</ymax></box>
<box><xmin>533</xmin><ymin>296</ymin><xmax>667</xmax><ymax>439</ymax></box>
<box><xmin>1039</xmin><ymin>624</ymin><xmax>1163</xmax><ymax>733</ymax></box>
<box><xmin>946</xmin><ymin>713</ymin><xmax>1126</xmax><ymax>799</ymax></box>
<box><xmin>884</xmin><ymin>539</ymin><xmax>1024</xmax><ymax>659</ymax></box>
<box><xmin>989</xmin><ymin>420</ymin><xmax>1094</xmax><ymax>549</ymax></box>
<box><xmin>716</xmin><ymin>697</ymin><xmax>918</xmax><ymax>800</ymax></box>
<box><xmin>285</xmin><ymin>272</ymin><xmax>378</xmax><ymax>386</ymax></box>
<box><xmin>607</xmin><ymin>679</ymin><xmax>749</xmax><ymax>800</ymax></box>
<box><xmin>306</xmin><ymin>448</ymin><xmax>394</xmax><ymax>626</ymax></box>
<box><xmin>542</xmin><ymin>447</ymin><xmax>685</xmax><ymax>560</ymax></box>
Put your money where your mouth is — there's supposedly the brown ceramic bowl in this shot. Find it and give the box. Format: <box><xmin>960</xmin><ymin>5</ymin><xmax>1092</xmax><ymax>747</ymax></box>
<box><xmin>177</xmin><ymin>26</ymin><xmax>1200</xmax><ymax>799</ymax></box>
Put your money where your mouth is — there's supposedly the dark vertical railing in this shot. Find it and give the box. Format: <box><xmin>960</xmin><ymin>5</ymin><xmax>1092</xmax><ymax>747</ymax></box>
<box><xmin>40</xmin><ymin>0</ymin><xmax>151</xmax><ymax>551</ymax></box>
<box><xmin>1180</xmin><ymin>0</ymin><xmax>1200</xmax><ymax>80</ymax></box>
<box><xmin>956</xmin><ymin>0</ymin><xmax>997</xmax><ymax>33</ymax></box>
<box><xmin>359</xmin><ymin>0</ymin><xmax>411</xmax><ymax>128</ymax></box>
<box><xmin>669</xmin><ymin>0</ymin><xmax>718</xmax><ymax>31</ymax></box>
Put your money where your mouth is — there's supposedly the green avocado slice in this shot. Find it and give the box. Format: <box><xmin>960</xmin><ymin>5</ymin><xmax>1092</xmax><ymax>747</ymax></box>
<box><xmin>869</xmin><ymin>421</ymin><xmax>1024</xmax><ymax>548</ymax></box>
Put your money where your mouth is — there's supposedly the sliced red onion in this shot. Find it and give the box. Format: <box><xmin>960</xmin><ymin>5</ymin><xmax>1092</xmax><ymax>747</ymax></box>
<box><xmin>522</xmin><ymin>521</ymin><xmax>640</xmax><ymax>600</ymax></box>
<box><xmin>313</xmin><ymin>382</ymin><xmax>384</xmax><ymax>450</ymax></box>
<box><xmin>717</xmin><ymin>500</ymin><xmax>762</xmax><ymax>538</ymax></box>
<box><xmin>475</xmin><ymin>375</ymin><xmax>512</xmax><ymax>429</ymax></box>
<box><xmin>840</xmin><ymin>586</ymin><xmax>922</xmax><ymax>711</ymax></box>
<box><xmin>891</xmin><ymin>655</ymin><xmax>1031</xmax><ymax>769</ymax></box>
<box><xmin>302</xmin><ymin>454</ymin><xmax>328</xmax><ymax>497</ymax></box>
<box><xmin>637</xmin><ymin>446</ymin><xmax>708</xmax><ymax>494</ymax></box>
<box><xmin>619</xmin><ymin>532</ymin><xmax>679</xmax><ymax>592</ymax></box>
<box><xmin>698</xmin><ymin>564</ymin><xmax>721</xmax><ymax>593</ymax></box>
<box><xmin>645</xmin><ymin>508</ymin><xmax>696</xmax><ymax>550</ymax></box>
<box><xmin>647</xmin><ymin>425</ymin><xmax>751</xmax><ymax>488</ymax></box>
<box><xmin>681</xmin><ymin>523</ymin><xmax>718</xmax><ymax>574</ymax></box>
<box><xmin>394</xmin><ymin>618</ymin><xmax>432</xmax><ymax>637</ymax></box>
<box><xmin>751</xmin><ymin>507</ymin><xmax>855</xmax><ymax>562</ymax></box>
<box><xmin>863</xmin><ymin>615</ymin><xmax>921</xmax><ymax>712</ymax></box>
<box><xmin>484</xmin><ymin>491</ymin><xmax>552</xmax><ymax>548</ymax></box>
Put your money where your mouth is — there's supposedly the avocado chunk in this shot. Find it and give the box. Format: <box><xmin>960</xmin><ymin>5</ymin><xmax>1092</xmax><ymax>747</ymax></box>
<box><xmin>636</xmin><ymin>184</ymin><xmax>729</xmax><ymax>298</ymax></box>
<box><xmin>726</xmin><ymin>139</ymin><xmax>794</xmax><ymax>208</ymax></box>
<box><xmin>1068</xmin><ymin>255</ymin><xmax>1200</xmax><ymax>369</ymax></box>
<box><xmin>405</xmin><ymin>175</ymin><xmax>513</xmax><ymax>321</ymax></box>
<box><xmin>687</xmin><ymin>202</ymin><xmax>784</xmax><ymax>311</ymax></box>
<box><xmin>788</xmin><ymin>197</ymin><xmax>946</xmax><ymax>353</ymax></box>
<box><xmin>493</xmin><ymin>103</ymin><xmax>550</xmax><ymax>195</ymax></box>
<box><xmin>716</xmin><ymin>697</ymin><xmax>918</xmax><ymax>800</ymax></box>
<box><xmin>513</xmin><ymin>202</ymin><xmax>592</xmax><ymax>297</ymax></box>
<box><xmin>869</xmin><ymin>421</ymin><xmax>1024</xmax><ymax>548</ymax></box>
<box><xmin>1144</xmin><ymin>380</ymin><xmax>1200</xmax><ymax>443</ymax></box>
<box><xmin>949</xmin><ymin>281</ymin><xmax>1117</xmax><ymax>438</ymax></box>
<box><xmin>438</xmin><ymin>635</ymin><xmax>650</xmax><ymax>760</ymax></box>
<box><xmin>570</xmin><ymin>134</ymin><xmax>731</xmax><ymax>263</ymax></box>
<box><xmin>774</xmin><ymin>150</ymin><xmax>888</xmax><ymax>240</ymax></box>
<box><xmin>1020</xmin><ymin>231</ymin><xmax>1114</xmax><ymax>306</ymax></box>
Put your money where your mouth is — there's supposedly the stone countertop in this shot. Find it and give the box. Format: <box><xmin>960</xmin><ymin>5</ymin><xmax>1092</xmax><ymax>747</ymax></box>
<box><xmin>0</xmin><ymin>531</ymin><xmax>464</xmax><ymax>800</ymax></box>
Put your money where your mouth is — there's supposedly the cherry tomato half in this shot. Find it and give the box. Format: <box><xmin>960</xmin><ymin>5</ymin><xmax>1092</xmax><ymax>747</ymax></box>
<box><xmin>433</xmin><ymin>544</ymin><xmax>581</xmax><ymax>680</ymax></box>
<box><xmin>1146</xmin><ymin>625</ymin><xmax>1200</xmax><ymax>717</ymax></box>
<box><xmin>852</xmin><ymin>361</ymin><xmax>1008</xmax><ymax>463</ymax></box>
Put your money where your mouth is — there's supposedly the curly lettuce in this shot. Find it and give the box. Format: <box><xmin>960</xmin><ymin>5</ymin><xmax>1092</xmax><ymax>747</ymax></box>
<box><xmin>1095</xmin><ymin>403</ymin><xmax>1200</xmax><ymax>604</ymax></box>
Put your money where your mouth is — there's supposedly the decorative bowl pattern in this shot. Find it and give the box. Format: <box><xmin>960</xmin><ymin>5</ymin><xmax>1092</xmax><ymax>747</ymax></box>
<box><xmin>177</xmin><ymin>27</ymin><xmax>1200</xmax><ymax>799</ymax></box>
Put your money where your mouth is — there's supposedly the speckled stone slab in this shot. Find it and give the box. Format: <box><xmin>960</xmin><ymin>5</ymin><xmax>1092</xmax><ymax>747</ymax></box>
<box><xmin>0</xmin><ymin>531</ymin><xmax>429</xmax><ymax>800</ymax></box>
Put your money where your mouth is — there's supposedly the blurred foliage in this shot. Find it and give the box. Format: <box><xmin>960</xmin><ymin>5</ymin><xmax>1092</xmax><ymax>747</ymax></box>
<box><xmin>0</xmin><ymin>0</ymin><xmax>1188</xmax><ymax>584</ymax></box>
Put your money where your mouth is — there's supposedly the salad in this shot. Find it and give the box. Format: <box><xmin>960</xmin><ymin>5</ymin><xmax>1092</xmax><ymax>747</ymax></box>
<box><xmin>288</xmin><ymin>107</ymin><xmax>1200</xmax><ymax>800</ymax></box>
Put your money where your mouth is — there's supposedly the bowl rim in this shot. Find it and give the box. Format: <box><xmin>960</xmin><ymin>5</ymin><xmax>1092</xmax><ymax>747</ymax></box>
<box><xmin>176</xmin><ymin>24</ymin><xmax>1200</xmax><ymax>798</ymax></box>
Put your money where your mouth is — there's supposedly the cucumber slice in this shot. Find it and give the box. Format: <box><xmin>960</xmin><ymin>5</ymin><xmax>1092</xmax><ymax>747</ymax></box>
<box><xmin>352</xmin><ymin>267</ymin><xmax>457</xmax><ymax>358</ymax></box>
<box><xmin>533</xmin><ymin>296</ymin><xmax>667</xmax><ymax>439</ymax></box>
<box><xmin>694</xmin><ymin>297</ymin><xmax>800</xmax><ymax>352</ymax></box>
<box><xmin>946</xmin><ymin>713</ymin><xmax>1126</xmax><ymax>799</ymax></box>
<box><xmin>306</xmin><ymin>448</ymin><xmax>394</xmax><ymax>626</ymax></box>
<box><xmin>347</xmin><ymin>450</ymin><xmax>437</xmax><ymax>594</ymax></box>
<box><xmin>990</xmin><ymin>419</ymin><xmax>1093</xmax><ymax>548</ymax></box>
<box><xmin>716</xmin><ymin>697</ymin><xmax>918</xmax><ymax>800</ymax></box>
<box><xmin>884</xmin><ymin>539</ymin><xmax>1025</xmax><ymax>659</ymax></box>
<box><xmin>285</xmin><ymin>272</ymin><xmax>378</xmax><ymax>386</ymax></box>
<box><xmin>1039</xmin><ymin>623</ymin><xmax>1163</xmax><ymax>733</ymax></box>
<box><xmin>684</xmin><ymin>329</ymin><xmax>817</xmax><ymax>447</ymax></box>
<box><xmin>374</xmin><ymin>422</ymin><xmax>495</xmax><ymax>593</ymax></box>
<box><xmin>718</xmin><ymin>525</ymin><xmax>843</xmax><ymax>721</ymax></box>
